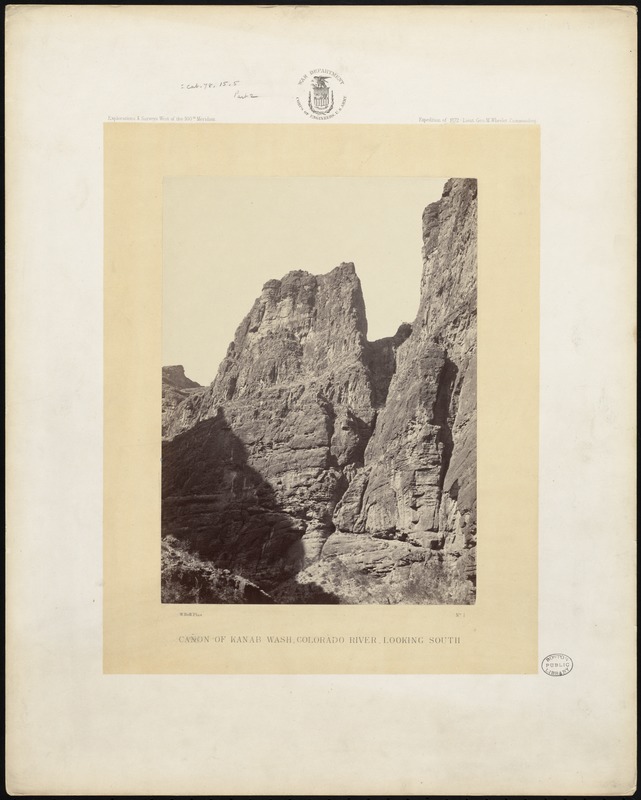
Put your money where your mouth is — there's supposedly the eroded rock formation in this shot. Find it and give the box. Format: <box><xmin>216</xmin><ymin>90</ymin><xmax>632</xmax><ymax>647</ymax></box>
<box><xmin>162</xmin><ymin>365</ymin><xmax>202</xmax><ymax>439</ymax></box>
<box><xmin>162</xmin><ymin>178</ymin><xmax>477</xmax><ymax>604</ymax></box>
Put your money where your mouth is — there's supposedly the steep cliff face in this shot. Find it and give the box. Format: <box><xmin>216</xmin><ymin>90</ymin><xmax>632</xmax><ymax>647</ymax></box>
<box><xmin>162</xmin><ymin>264</ymin><xmax>406</xmax><ymax>594</ymax></box>
<box><xmin>162</xmin><ymin>178</ymin><xmax>477</xmax><ymax>603</ymax></box>
<box><xmin>329</xmin><ymin>178</ymin><xmax>477</xmax><ymax>592</ymax></box>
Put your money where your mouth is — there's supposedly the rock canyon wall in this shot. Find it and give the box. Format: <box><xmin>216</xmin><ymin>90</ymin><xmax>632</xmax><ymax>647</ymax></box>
<box><xmin>161</xmin><ymin>178</ymin><xmax>477</xmax><ymax>604</ymax></box>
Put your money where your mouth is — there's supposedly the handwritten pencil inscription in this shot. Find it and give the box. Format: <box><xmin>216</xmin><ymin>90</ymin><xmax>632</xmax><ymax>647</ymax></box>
<box><xmin>180</xmin><ymin>80</ymin><xmax>259</xmax><ymax>99</ymax></box>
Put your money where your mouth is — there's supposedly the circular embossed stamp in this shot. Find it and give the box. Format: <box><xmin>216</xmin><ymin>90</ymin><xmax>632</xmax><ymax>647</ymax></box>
<box><xmin>541</xmin><ymin>653</ymin><xmax>573</xmax><ymax>676</ymax></box>
<box><xmin>296</xmin><ymin>70</ymin><xmax>347</xmax><ymax>120</ymax></box>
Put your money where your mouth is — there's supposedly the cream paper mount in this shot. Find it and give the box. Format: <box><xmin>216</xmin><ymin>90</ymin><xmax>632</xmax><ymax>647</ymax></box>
<box><xmin>7</xmin><ymin>6</ymin><xmax>636</xmax><ymax>797</ymax></box>
<box><xmin>104</xmin><ymin>123</ymin><xmax>539</xmax><ymax>675</ymax></box>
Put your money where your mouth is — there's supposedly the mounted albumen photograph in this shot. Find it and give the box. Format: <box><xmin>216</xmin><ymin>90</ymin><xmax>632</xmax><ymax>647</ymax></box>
<box><xmin>162</xmin><ymin>177</ymin><xmax>477</xmax><ymax>604</ymax></box>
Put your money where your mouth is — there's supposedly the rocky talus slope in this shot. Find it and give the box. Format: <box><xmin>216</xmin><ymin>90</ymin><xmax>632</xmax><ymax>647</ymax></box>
<box><xmin>162</xmin><ymin>178</ymin><xmax>477</xmax><ymax>604</ymax></box>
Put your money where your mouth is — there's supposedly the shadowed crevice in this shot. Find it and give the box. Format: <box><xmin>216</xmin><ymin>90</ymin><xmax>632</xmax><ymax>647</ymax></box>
<box><xmin>432</xmin><ymin>356</ymin><xmax>458</xmax><ymax>490</ymax></box>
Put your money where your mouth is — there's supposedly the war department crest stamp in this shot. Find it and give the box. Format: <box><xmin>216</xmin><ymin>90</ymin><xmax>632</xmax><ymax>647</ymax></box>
<box><xmin>296</xmin><ymin>69</ymin><xmax>347</xmax><ymax>119</ymax></box>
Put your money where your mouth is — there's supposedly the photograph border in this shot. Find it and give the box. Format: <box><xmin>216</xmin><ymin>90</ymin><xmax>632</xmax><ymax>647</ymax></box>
<box><xmin>104</xmin><ymin>123</ymin><xmax>540</xmax><ymax>674</ymax></box>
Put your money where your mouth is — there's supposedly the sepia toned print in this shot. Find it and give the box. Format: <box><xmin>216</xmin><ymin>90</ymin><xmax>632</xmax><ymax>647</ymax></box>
<box><xmin>8</xmin><ymin>5</ymin><xmax>635</xmax><ymax>795</ymax></box>
<box><xmin>162</xmin><ymin>178</ymin><xmax>477</xmax><ymax>604</ymax></box>
<box><xmin>104</xmin><ymin>122</ymin><xmax>539</xmax><ymax>676</ymax></box>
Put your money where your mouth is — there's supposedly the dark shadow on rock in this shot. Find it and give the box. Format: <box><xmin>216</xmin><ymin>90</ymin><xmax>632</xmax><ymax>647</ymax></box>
<box><xmin>162</xmin><ymin>409</ymin><xmax>340</xmax><ymax>604</ymax></box>
<box><xmin>161</xmin><ymin>536</ymin><xmax>275</xmax><ymax>604</ymax></box>
<box><xmin>432</xmin><ymin>356</ymin><xmax>458</xmax><ymax>489</ymax></box>
<box><xmin>270</xmin><ymin>579</ymin><xmax>341</xmax><ymax>605</ymax></box>
<box><xmin>366</xmin><ymin>322</ymin><xmax>412</xmax><ymax>407</ymax></box>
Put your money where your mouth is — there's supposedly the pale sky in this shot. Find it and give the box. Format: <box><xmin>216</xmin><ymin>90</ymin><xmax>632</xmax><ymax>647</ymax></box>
<box><xmin>163</xmin><ymin>177</ymin><xmax>448</xmax><ymax>385</ymax></box>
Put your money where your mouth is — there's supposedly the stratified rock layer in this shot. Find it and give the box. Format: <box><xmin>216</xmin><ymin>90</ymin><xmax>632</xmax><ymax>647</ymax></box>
<box><xmin>162</xmin><ymin>178</ymin><xmax>477</xmax><ymax>603</ymax></box>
